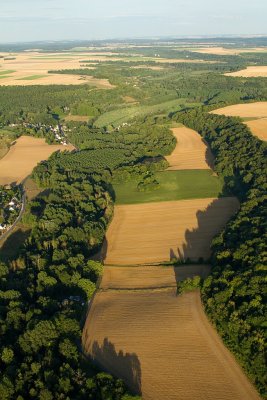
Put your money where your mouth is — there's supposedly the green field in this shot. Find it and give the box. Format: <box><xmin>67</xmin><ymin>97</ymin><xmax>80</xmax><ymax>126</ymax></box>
<box><xmin>17</xmin><ymin>74</ymin><xmax>47</xmax><ymax>80</ymax></box>
<box><xmin>94</xmin><ymin>99</ymin><xmax>200</xmax><ymax>127</ymax></box>
<box><xmin>0</xmin><ymin>70</ymin><xmax>15</xmax><ymax>75</ymax></box>
<box><xmin>113</xmin><ymin>170</ymin><xmax>224</xmax><ymax>204</ymax></box>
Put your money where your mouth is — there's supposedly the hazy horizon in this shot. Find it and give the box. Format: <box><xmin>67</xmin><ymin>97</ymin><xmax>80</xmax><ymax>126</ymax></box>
<box><xmin>1</xmin><ymin>0</ymin><xmax>267</xmax><ymax>43</ymax></box>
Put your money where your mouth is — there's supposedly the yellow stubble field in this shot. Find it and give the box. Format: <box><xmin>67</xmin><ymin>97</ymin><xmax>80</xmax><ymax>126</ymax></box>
<box><xmin>0</xmin><ymin>136</ymin><xmax>74</xmax><ymax>185</ymax></box>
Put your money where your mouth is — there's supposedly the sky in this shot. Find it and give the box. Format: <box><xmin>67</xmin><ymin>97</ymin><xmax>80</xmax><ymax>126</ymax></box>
<box><xmin>0</xmin><ymin>0</ymin><xmax>267</xmax><ymax>43</ymax></box>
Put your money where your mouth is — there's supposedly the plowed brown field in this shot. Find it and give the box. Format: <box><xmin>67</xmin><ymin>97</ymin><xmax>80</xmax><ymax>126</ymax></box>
<box><xmin>83</xmin><ymin>288</ymin><xmax>260</xmax><ymax>400</ymax></box>
<box><xmin>0</xmin><ymin>136</ymin><xmax>74</xmax><ymax>185</ymax></box>
<box><xmin>100</xmin><ymin>265</ymin><xmax>211</xmax><ymax>290</ymax></box>
<box><xmin>166</xmin><ymin>127</ymin><xmax>213</xmax><ymax>170</ymax></box>
<box><xmin>103</xmin><ymin>197</ymin><xmax>239</xmax><ymax>265</ymax></box>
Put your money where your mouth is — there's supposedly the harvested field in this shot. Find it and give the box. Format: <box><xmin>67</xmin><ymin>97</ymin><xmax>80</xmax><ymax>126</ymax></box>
<box><xmin>102</xmin><ymin>197</ymin><xmax>239</xmax><ymax>265</ymax></box>
<box><xmin>83</xmin><ymin>289</ymin><xmax>260</xmax><ymax>400</ymax></box>
<box><xmin>100</xmin><ymin>264</ymin><xmax>211</xmax><ymax>290</ymax></box>
<box><xmin>0</xmin><ymin>136</ymin><xmax>74</xmax><ymax>185</ymax></box>
<box><xmin>0</xmin><ymin>52</ymin><xmax>113</xmax><ymax>87</ymax></box>
<box><xmin>166</xmin><ymin>127</ymin><xmax>214</xmax><ymax>170</ymax></box>
<box><xmin>225</xmin><ymin>66</ymin><xmax>267</xmax><ymax>77</ymax></box>
<box><xmin>245</xmin><ymin>118</ymin><xmax>267</xmax><ymax>141</ymax></box>
<box><xmin>211</xmin><ymin>102</ymin><xmax>267</xmax><ymax>118</ymax></box>
<box><xmin>191</xmin><ymin>46</ymin><xmax>267</xmax><ymax>55</ymax></box>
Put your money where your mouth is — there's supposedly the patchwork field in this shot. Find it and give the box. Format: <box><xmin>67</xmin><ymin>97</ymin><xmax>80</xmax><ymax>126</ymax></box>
<box><xmin>166</xmin><ymin>127</ymin><xmax>213</xmax><ymax>170</ymax></box>
<box><xmin>102</xmin><ymin>197</ymin><xmax>239</xmax><ymax>265</ymax></box>
<box><xmin>0</xmin><ymin>136</ymin><xmax>74</xmax><ymax>185</ymax></box>
<box><xmin>225</xmin><ymin>66</ymin><xmax>267</xmax><ymax>77</ymax></box>
<box><xmin>0</xmin><ymin>52</ymin><xmax>113</xmax><ymax>87</ymax></box>
<box><xmin>83</xmin><ymin>288</ymin><xmax>260</xmax><ymax>400</ymax></box>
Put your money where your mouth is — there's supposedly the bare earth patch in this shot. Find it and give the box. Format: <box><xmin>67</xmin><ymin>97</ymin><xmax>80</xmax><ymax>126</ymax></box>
<box><xmin>102</xmin><ymin>197</ymin><xmax>239</xmax><ymax>265</ymax></box>
<box><xmin>0</xmin><ymin>136</ymin><xmax>74</xmax><ymax>185</ymax></box>
<box><xmin>225</xmin><ymin>66</ymin><xmax>267</xmax><ymax>77</ymax></box>
<box><xmin>83</xmin><ymin>288</ymin><xmax>260</xmax><ymax>400</ymax></box>
<box><xmin>166</xmin><ymin>127</ymin><xmax>214</xmax><ymax>170</ymax></box>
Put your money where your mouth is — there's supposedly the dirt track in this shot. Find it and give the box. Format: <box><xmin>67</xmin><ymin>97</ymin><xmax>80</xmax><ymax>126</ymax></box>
<box><xmin>0</xmin><ymin>136</ymin><xmax>74</xmax><ymax>185</ymax></box>
<box><xmin>103</xmin><ymin>197</ymin><xmax>239</xmax><ymax>265</ymax></box>
<box><xmin>83</xmin><ymin>287</ymin><xmax>260</xmax><ymax>400</ymax></box>
<box><xmin>166</xmin><ymin>127</ymin><xmax>214</xmax><ymax>170</ymax></box>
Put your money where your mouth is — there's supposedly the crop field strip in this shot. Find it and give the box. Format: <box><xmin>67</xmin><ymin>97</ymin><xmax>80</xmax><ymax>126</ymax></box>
<box><xmin>83</xmin><ymin>273</ymin><xmax>260</xmax><ymax>400</ymax></box>
<box><xmin>166</xmin><ymin>127</ymin><xmax>214</xmax><ymax>170</ymax></box>
<box><xmin>103</xmin><ymin>197</ymin><xmax>239</xmax><ymax>265</ymax></box>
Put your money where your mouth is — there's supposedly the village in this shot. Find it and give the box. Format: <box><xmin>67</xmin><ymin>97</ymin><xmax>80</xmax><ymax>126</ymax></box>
<box><xmin>8</xmin><ymin>122</ymin><xmax>71</xmax><ymax>146</ymax></box>
<box><xmin>0</xmin><ymin>185</ymin><xmax>23</xmax><ymax>236</ymax></box>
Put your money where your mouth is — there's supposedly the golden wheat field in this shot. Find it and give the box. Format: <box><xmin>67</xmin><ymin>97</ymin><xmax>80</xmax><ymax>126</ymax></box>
<box><xmin>245</xmin><ymin>118</ymin><xmax>267</xmax><ymax>141</ymax></box>
<box><xmin>225</xmin><ymin>66</ymin><xmax>267</xmax><ymax>77</ymax></box>
<box><xmin>211</xmin><ymin>102</ymin><xmax>267</xmax><ymax>118</ymax></box>
<box><xmin>100</xmin><ymin>265</ymin><xmax>211</xmax><ymax>290</ymax></box>
<box><xmin>83</xmin><ymin>287</ymin><xmax>260</xmax><ymax>400</ymax></box>
<box><xmin>0</xmin><ymin>136</ymin><xmax>74</xmax><ymax>185</ymax></box>
<box><xmin>102</xmin><ymin>197</ymin><xmax>239</xmax><ymax>265</ymax></box>
<box><xmin>166</xmin><ymin>127</ymin><xmax>214</xmax><ymax>170</ymax></box>
<box><xmin>211</xmin><ymin>102</ymin><xmax>267</xmax><ymax>141</ymax></box>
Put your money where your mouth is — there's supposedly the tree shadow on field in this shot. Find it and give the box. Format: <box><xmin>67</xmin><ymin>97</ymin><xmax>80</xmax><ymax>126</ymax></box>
<box><xmin>88</xmin><ymin>338</ymin><xmax>142</xmax><ymax>396</ymax></box>
<box><xmin>202</xmin><ymin>138</ymin><xmax>215</xmax><ymax>170</ymax></box>
<box><xmin>169</xmin><ymin>198</ymin><xmax>239</xmax><ymax>284</ymax></box>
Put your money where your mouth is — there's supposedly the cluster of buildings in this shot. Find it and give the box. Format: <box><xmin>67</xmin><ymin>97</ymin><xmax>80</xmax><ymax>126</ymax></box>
<box><xmin>0</xmin><ymin>194</ymin><xmax>22</xmax><ymax>235</ymax></box>
<box><xmin>9</xmin><ymin>122</ymin><xmax>71</xmax><ymax>146</ymax></box>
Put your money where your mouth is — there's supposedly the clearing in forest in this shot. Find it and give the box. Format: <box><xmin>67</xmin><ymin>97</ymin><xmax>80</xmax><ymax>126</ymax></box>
<box><xmin>83</xmin><ymin>286</ymin><xmax>260</xmax><ymax>400</ymax></box>
<box><xmin>102</xmin><ymin>197</ymin><xmax>239</xmax><ymax>265</ymax></box>
<box><xmin>225</xmin><ymin>66</ymin><xmax>267</xmax><ymax>77</ymax></box>
<box><xmin>166</xmin><ymin>127</ymin><xmax>214</xmax><ymax>170</ymax></box>
<box><xmin>0</xmin><ymin>136</ymin><xmax>74</xmax><ymax>185</ymax></box>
